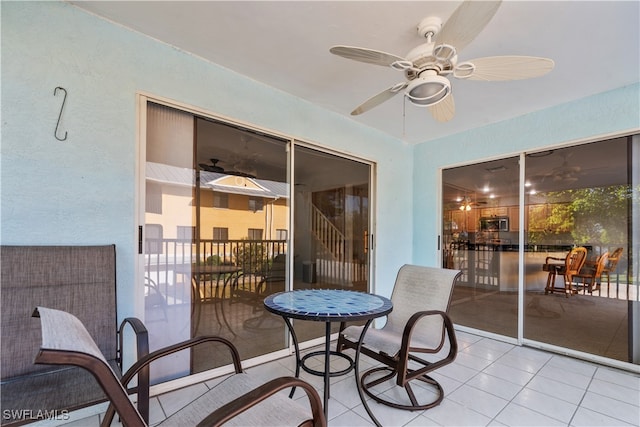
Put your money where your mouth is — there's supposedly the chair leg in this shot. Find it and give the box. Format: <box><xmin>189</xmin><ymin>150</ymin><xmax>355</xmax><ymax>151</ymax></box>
<box><xmin>545</xmin><ymin>272</ymin><xmax>556</xmax><ymax>294</ymax></box>
<box><xmin>360</xmin><ymin>366</ymin><xmax>445</xmax><ymax>411</ymax></box>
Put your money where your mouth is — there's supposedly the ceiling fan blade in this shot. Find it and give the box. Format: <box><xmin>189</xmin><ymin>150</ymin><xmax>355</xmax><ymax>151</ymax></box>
<box><xmin>351</xmin><ymin>82</ymin><xmax>407</xmax><ymax>115</ymax></box>
<box><xmin>454</xmin><ymin>56</ymin><xmax>555</xmax><ymax>81</ymax></box>
<box><xmin>434</xmin><ymin>0</ymin><xmax>502</xmax><ymax>53</ymax></box>
<box><xmin>330</xmin><ymin>45</ymin><xmax>406</xmax><ymax>67</ymax></box>
<box><xmin>428</xmin><ymin>93</ymin><xmax>455</xmax><ymax>122</ymax></box>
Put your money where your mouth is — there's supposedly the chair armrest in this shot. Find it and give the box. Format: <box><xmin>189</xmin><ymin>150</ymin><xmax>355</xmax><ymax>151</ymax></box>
<box><xmin>544</xmin><ymin>256</ymin><xmax>564</xmax><ymax>264</ymax></box>
<box><xmin>395</xmin><ymin>310</ymin><xmax>458</xmax><ymax>381</ymax></box>
<box><xmin>400</xmin><ymin>310</ymin><xmax>457</xmax><ymax>357</ymax></box>
<box><xmin>101</xmin><ymin>336</ymin><xmax>243</xmax><ymax>427</ymax></box>
<box><xmin>195</xmin><ymin>376</ymin><xmax>326</xmax><ymax>427</ymax></box>
<box><xmin>117</xmin><ymin>317</ymin><xmax>149</xmax><ymax>369</ymax></box>
<box><xmin>118</xmin><ymin>317</ymin><xmax>150</xmax><ymax>423</ymax></box>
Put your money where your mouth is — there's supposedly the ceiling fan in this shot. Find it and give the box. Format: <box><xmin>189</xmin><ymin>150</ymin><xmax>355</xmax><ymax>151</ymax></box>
<box><xmin>550</xmin><ymin>154</ymin><xmax>582</xmax><ymax>183</ymax></box>
<box><xmin>330</xmin><ymin>0</ymin><xmax>554</xmax><ymax>122</ymax></box>
<box><xmin>198</xmin><ymin>158</ymin><xmax>256</xmax><ymax>178</ymax></box>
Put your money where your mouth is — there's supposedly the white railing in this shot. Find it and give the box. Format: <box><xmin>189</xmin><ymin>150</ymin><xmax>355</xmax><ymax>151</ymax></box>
<box><xmin>310</xmin><ymin>204</ymin><xmax>367</xmax><ymax>285</ymax></box>
<box><xmin>310</xmin><ymin>204</ymin><xmax>345</xmax><ymax>262</ymax></box>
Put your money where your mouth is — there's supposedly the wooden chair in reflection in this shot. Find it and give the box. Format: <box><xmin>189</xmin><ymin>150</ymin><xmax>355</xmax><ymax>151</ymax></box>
<box><xmin>573</xmin><ymin>252</ymin><xmax>609</xmax><ymax>294</ymax></box>
<box><xmin>543</xmin><ymin>246</ymin><xmax>587</xmax><ymax>297</ymax></box>
<box><xmin>602</xmin><ymin>247</ymin><xmax>624</xmax><ymax>293</ymax></box>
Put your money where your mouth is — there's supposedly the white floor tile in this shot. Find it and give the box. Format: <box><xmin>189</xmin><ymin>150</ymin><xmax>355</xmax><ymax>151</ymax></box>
<box><xmin>419</xmin><ymin>399</ymin><xmax>492</xmax><ymax>426</ymax></box>
<box><xmin>588</xmin><ymin>377</ymin><xmax>640</xmax><ymax>407</ymax></box>
<box><xmin>482</xmin><ymin>362</ymin><xmax>535</xmax><ymax>387</ymax></box>
<box><xmin>537</xmin><ymin>363</ymin><xmax>592</xmax><ymax>389</ymax></box>
<box><xmin>571</xmin><ymin>406</ymin><xmax>638</xmax><ymax>427</ymax></box>
<box><xmin>547</xmin><ymin>355</ymin><xmax>598</xmax><ymax>378</ymax></box>
<box><xmin>351</xmin><ymin>400</ymin><xmax>423</xmax><ymax>427</ymax></box>
<box><xmin>526</xmin><ymin>375</ymin><xmax>586</xmax><ymax>405</ymax></box>
<box><xmin>580</xmin><ymin>391</ymin><xmax>640</xmax><ymax>426</ymax></box>
<box><xmin>447</xmin><ymin>384</ymin><xmax>509</xmax><ymax>418</ymax></box>
<box><xmin>594</xmin><ymin>367</ymin><xmax>640</xmax><ymax>391</ymax></box>
<box><xmin>328</xmin><ymin>409</ymin><xmax>375</xmax><ymax>426</ymax></box>
<box><xmin>512</xmin><ymin>387</ymin><xmax>577</xmax><ymax>424</ymax></box>
<box><xmin>455</xmin><ymin>351</ymin><xmax>495</xmax><ymax>371</ymax></box>
<box><xmin>437</xmin><ymin>361</ymin><xmax>481</xmax><ymax>383</ymax></box>
<box><xmin>495</xmin><ymin>352</ymin><xmax>547</xmax><ymax>374</ymax></box>
<box><xmin>466</xmin><ymin>372</ymin><xmax>524</xmax><ymax>401</ymax></box>
<box><xmin>494</xmin><ymin>402</ymin><xmax>567</xmax><ymax>426</ymax></box>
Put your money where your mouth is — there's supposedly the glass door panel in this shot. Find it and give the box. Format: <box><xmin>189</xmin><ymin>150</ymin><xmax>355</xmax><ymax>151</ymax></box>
<box><xmin>144</xmin><ymin>102</ymin><xmax>290</xmax><ymax>380</ymax></box>
<box><xmin>144</xmin><ymin>102</ymin><xmax>196</xmax><ymax>383</ymax></box>
<box><xmin>443</xmin><ymin>157</ymin><xmax>520</xmax><ymax>338</ymax></box>
<box><xmin>524</xmin><ymin>139</ymin><xmax>633</xmax><ymax>362</ymax></box>
<box><xmin>191</xmin><ymin>118</ymin><xmax>290</xmax><ymax>370</ymax></box>
<box><xmin>144</xmin><ymin>101</ymin><xmax>377</xmax><ymax>382</ymax></box>
<box><xmin>293</xmin><ymin>145</ymin><xmax>371</xmax><ymax>342</ymax></box>
<box><xmin>442</xmin><ymin>135</ymin><xmax>638</xmax><ymax>366</ymax></box>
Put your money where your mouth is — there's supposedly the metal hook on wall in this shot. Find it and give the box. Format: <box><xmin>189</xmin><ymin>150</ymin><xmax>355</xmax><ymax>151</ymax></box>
<box><xmin>54</xmin><ymin>86</ymin><xmax>68</xmax><ymax>141</ymax></box>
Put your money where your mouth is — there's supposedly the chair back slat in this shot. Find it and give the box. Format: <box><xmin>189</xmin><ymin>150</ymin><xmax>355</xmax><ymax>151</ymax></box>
<box><xmin>387</xmin><ymin>265</ymin><xmax>460</xmax><ymax>347</ymax></box>
<box><xmin>605</xmin><ymin>247</ymin><xmax>624</xmax><ymax>272</ymax></box>
<box><xmin>594</xmin><ymin>252</ymin><xmax>609</xmax><ymax>277</ymax></box>
<box><xmin>565</xmin><ymin>247</ymin><xmax>587</xmax><ymax>279</ymax></box>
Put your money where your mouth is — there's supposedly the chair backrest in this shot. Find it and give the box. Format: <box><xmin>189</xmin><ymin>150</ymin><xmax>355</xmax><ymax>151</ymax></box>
<box><xmin>565</xmin><ymin>247</ymin><xmax>587</xmax><ymax>277</ymax></box>
<box><xmin>34</xmin><ymin>307</ymin><xmax>146</xmax><ymax>427</ymax></box>
<box><xmin>1</xmin><ymin>245</ymin><xmax>117</xmax><ymax>379</ymax></box>
<box><xmin>386</xmin><ymin>265</ymin><xmax>461</xmax><ymax>348</ymax></box>
<box><xmin>605</xmin><ymin>247</ymin><xmax>624</xmax><ymax>272</ymax></box>
<box><xmin>269</xmin><ymin>254</ymin><xmax>287</xmax><ymax>278</ymax></box>
<box><xmin>593</xmin><ymin>252</ymin><xmax>609</xmax><ymax>278</ymax></box>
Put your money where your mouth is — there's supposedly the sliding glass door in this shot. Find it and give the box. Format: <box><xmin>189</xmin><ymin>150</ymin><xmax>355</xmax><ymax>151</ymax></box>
<box><xmin>442</xmin><ymin>135</ymin><xmax>638</xmax><ymax>366</ymax></box>
<box><xmin>292</xmin><ymin>144</ymin><xmax>371</xmax><ymax>343</ymax></box>
<box><xmin>443</xmin><ymin>156</ymin><xmax>520</xmax><ymax>338</ymax></box>
<box><xmin>142</xmin><ymin>99</ymin><xmax>373</xmax><ymax>383</ymax></box>
<box><xmin>523</xmin><ymin>139</ymin><xmax>633</xmax><ymax>362</ymax></box>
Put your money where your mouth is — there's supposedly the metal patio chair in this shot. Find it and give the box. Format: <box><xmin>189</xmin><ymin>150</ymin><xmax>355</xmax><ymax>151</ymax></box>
<box><xmin>337</xmin><ymin>265</ymin><xmax>462</xmax><ymax>411</ymax></box>
<box><xmin>33</xmin><ymin>307</ymin><xmax>326</xmax><ymax>427</ymax></box>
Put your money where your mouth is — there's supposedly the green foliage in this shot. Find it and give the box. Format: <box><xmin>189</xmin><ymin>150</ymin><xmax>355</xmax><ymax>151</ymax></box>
<box><xmin>204</xmin><ymin>255</ymin><xmax>221</xmax><ymax>266</ymax></box>
<box><xmin>235</xmin><ymin>239</ymin><xmax>268</xmax><ymax>274</ymax></box>
<box><xmin>533</xmin><ymin>185</ymin><xmax>632</xmax><ymax>245</ymax></box>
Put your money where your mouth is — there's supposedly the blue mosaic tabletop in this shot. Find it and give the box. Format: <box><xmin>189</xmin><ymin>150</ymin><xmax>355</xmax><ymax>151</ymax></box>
<box><xmin>263</xmin><ymin>289</ymin><xmax>393</xmax><ymax>322</ymax></box>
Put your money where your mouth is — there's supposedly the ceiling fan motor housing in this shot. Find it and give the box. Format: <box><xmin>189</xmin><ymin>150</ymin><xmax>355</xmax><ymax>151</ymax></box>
<box><xmin>417</xmin><ymin>16</ymin><xmax>442</xmax><ymax>39</ymax></box>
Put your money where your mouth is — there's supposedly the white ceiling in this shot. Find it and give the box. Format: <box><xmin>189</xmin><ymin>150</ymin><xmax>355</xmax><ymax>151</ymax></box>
<box><xmin>71</xmin><ymin>1</ymin><xmax>639</xmax><ymax>145</ymax></box>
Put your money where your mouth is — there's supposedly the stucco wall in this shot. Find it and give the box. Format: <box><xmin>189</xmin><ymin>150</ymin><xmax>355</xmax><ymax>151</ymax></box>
<box><xmin>1</xmin><ymin>1</ymin><xmax>413</xmax><ymax>319</ymax></box>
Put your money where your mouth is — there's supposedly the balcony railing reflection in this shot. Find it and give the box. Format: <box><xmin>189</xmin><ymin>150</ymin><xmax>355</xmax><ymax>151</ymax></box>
<box><xmin>144</xmin><ymin>239</ymin><xmax>287</xmax><ymax>306</ymax></box>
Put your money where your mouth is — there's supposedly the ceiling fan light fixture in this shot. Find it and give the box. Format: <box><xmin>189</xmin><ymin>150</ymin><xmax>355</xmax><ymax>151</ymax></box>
<box><xmin>406</xmin><ymin>74</ymin><xmax>451</xmax><ymax>107</ymax></box>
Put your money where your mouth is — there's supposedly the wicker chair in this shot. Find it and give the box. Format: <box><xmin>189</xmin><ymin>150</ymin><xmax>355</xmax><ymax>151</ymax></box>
<box><xmin>543</xmin><ymin>246</ymin><xmax>587</xmax><ymax>297</ymax></box>
<box><xmin>602</xmin><ymin>247</ymin><xmax>624</xmax><ymax>292</ymax></box>
<box><xmin>337</xmin><ymin>265</ymin><xmax>462</xmax><ymax>411</ymax></box>
<box><xmin>33</xmin><ymin>307</ymin><xmax>326</xmax><ymax>427</ymax></box>
<box><xmin>573</xmin><ymin>252</ymin><xmax>608</xmax><ymax>294</ymax></box>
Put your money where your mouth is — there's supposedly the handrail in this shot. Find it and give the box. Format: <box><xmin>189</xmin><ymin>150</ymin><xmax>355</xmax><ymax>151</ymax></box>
<box><xmin>310</xmin><ymin>204</ymin><xmax>345</xmax><ymax>261</ymax></box>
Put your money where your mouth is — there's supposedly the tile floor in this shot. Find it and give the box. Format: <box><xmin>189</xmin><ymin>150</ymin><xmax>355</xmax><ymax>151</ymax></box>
<box><xmin>44</xmin><ymin>331</ymin><xmax>639</xmax><ymax>427</ymax></box>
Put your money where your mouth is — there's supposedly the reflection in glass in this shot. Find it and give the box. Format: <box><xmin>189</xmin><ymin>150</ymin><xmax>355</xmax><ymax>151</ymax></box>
<box><xmin>144</xmin><ymin>102</ymin><xmax>375</xmax><ymax>383</ymax></box>
<box><xmin>524</xmin><ymin>139</ymin><xmax>632</xmax><ymax>362</ymax></box>
<box><xmin>442</xmin><ymin>136</ymin><xmax>638</xmax><ymax>365</ymax></box>
<box><xmin>293</xmin><ymin>145</ymin><xmax>371</xmax><ymax>343</ymax></box>
<box><xmin>443</xmin><ymin>157</ymin><xmax>520</xmax><ymax>338</ymax></box>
